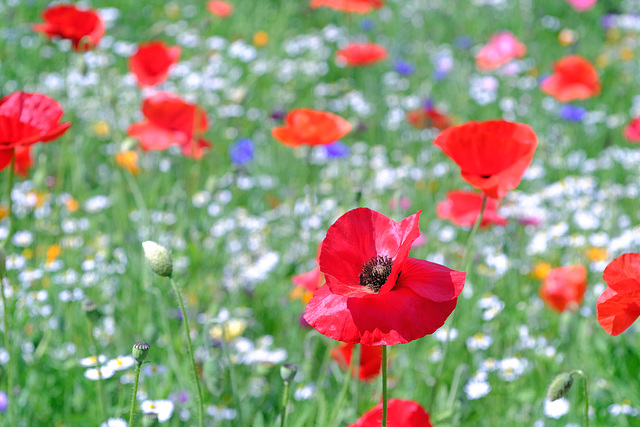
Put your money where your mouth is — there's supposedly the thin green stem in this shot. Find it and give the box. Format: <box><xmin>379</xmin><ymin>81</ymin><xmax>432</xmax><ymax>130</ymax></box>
<box><xmin>217</xmin><ymin>321</ymin><xmax>244</xmax><ymax>427</ymax></box>
<box><xmin>1</xmin><ymin>150</ymin><xmax>16</xmax><ymax>249</ymax></box>
<box><xmin>280</xmin><ymin>381</ymin><xmax>291</xmax><ymax>427</ymax></box>
<box><xmin>312</xmin><ymin>346</ymin><xmax>332</xmax><ymax>426</ymax></box>
<box><xmin>428</xmin><ymin>194</ymin><xmax>487</xmax><ymax>412</ymax></box>
<box><xmin>328</xmin><ymin>344</ymin><xmax>357</xmax><ymax>426</ymax></box>
<box><xmin>128</xmin><ymin>362</ymin><xmax>142</xmax><ymax>426</ymax></box>
<box><xmin>168</xmin><ymin>276</ymin><xmax>204</xmax><ymax>427</ymax></box>
<box><xmin>88</xmin><ymin>321</ymin><xmax>107</xmax><ymax>422</ymax></box>
<box><xmin>1</xmin><ymin>269</ymin><xmax>14</xmax><ymax>427</ymax></box>
<box><xmin>570</xmin><ymin>370</ymin><xmax>589</xmax><ymax>427</ymax></box>
<box><xmin>382</xmin><ymin>345</ymin><xmax>388</xmax><ymax>427</ymax></box>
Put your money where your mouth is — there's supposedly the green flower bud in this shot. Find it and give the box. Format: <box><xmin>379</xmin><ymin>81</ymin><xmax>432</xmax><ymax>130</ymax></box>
<box><xmin>81</xmin><ymin>299</ymin><xmax>101</xmax><ymax>323</ymax></box>
<box><xmin>142</xmin><ymin>412</ymin><xmax>159</xmax><ymax>427</ymax></box>
<box><xmin>547</xmin><ymin>372</ymin><xmax>574</xmax><ymax>401</ymax></box>
<box><xmin>203</xmin><ymin>356</ymin><xmax>225</xmax><ymax>397</ymax></box>
<box><xmin>132</xmin><ymin>341</ymin><xmax>150</xmax><ymax>364</ymax></box>
<box><xmin>142</xmin><ymin>241</ymin><xmax>173</xmax><ymax>277</ymax></box>
<box><xmin>280</xmin><ymin>363</ymin><xmax>298</xmax><ymax>384</ymax></box>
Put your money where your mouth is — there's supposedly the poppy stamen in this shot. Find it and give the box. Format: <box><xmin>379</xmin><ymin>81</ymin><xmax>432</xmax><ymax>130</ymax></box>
<box><xmin>359</xmin><ymin>255</ymin><xmax>393</xmax><ymax>293</ymax></box>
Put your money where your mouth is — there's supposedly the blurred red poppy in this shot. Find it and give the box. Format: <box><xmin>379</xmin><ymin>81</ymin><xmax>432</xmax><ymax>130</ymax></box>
<box><xmin>331</xmin><ymin>343</ymin><xmax>382</xmax><ymax>382</ymax></box>
<box><xmin>303</xmin><ymin>208</ymin><xmax>465</xmax><ymax>346</ymax></box>
<box><xmin>476</xmin><ymin>31</ymin><xmax>526</xmax><ymax>72</ymax></box>
<box><xmin>597</xmin><ymin>253</ymin><xmax>640</xmax><ymax>335</ymax></box>
<box><xmin>433</xmin><ymin>120</ymin><xmax>538</xmax><ymax>199</ymax></box>
<box><xmin>539</xmin><ymin>265</ymin><xmax>587</xmax><ymax>312</ymax></box>
<box><xmin>129</xmin><ymin>41</ymin><xmax>181</xmax><ymax>88</ymax></box>
<box><xmin>336</xmin><ymin>43</ymin><xmax>388</xmax><ymax>67</ymax></box>
<box><xmin>293</xmin><ymin>243</ymin><xmax>324</xmax><ymax>293</ymax></box>
<box><xmin>406</xmin><ymin>103</ymin><xmax>452</xmax><ymax>130</ymax></box>
<box><xmin>207</xmin><ymin>1</ymin><xmax>234</xmax><ymax>17</ymax></box>
<box><xmin>0</xmin><ymin>146</ymin><xmax>32</xmax><ymax>177</ymax></box>
<box><xmin>437</xmin><ymin>191</ymin><xmax>507</xmax><ymax>227</ymax></box>
<box><xmin>127</xmin><ymin>92</ymin><xmax>210</xmax><ymax>159</ymax></box>
<box><xmin>0</xmin><ymin>91</ymin><xmax>71</xmax><ymax>174</ymax></box>
<box><xmin>348</xmin><ymin>399</ymin><xmax>433</xmax><ymax>427</ymax></box>
<box><xmin>272</xmin><ymin>108</ymin><xmax>351</xmax><ymax>147</ymax></box>
<box><xmin>624</xmin><ymin>116</ymin><xmax>640</xmax><ymax>142</ymax></box>
<box><xmin>540</xmin><ymin>55</ymin><xmax>601</xmax><ymax>102</ymax></box>
<box><xmin>310</xmin><ymin>0</ymin><xmax>384</xmax><ymax>13</ymax></box>
<box><xmin>33</xmin><ymin>4</ymin><xmax>105</xmax><ymax>51</ymax></box>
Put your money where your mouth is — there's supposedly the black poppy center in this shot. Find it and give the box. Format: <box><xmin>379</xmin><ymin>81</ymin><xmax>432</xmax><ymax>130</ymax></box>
<box><xmin>480</xmin><ymin>174</ymin><xmax>491</xmax><ymax>179</ymax></box>
<box><xmin>359</xmin><ymin>255</ymin><xmax>393</xmax><ymax>293</ymax></box>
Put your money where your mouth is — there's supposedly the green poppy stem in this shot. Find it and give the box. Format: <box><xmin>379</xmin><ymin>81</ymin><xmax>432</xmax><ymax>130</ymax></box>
<box><xmin>87</xmin><ymin>321</ymin><xmax>107</xmax><ymax>422</ymax></box>
<box><xmin>280</xmin><ymin>381</ymin><xmax>291</xmax><ymax>427</ymax></box>
<box><xmin>428</xmin><ymin>194</ymin><xmax>487</xmax><ymax>412</ymax></box>
<box><xmin>1</xmin><ymin>150</ymin><xmax>16</xmax><ymax>249</ymax></box>
<box><xmin>570</xmin><ymin>370</ymin><xmax>589</xmax><ymax>427</ymax></box>
<box><xmin>217</xmin><ymin>321</ymin><xmax>244</xmax><ymax>427</ymax></box>
<box><xmin>382</xmin><ymin>345</ymin><xmax>388</xmax><ymax>427</ymax></box>
<box><xmin>328</xmin><ymin>344</ymin><xmax>357</xmax><ymax>426</ymax></box>
<box><xmin>128</xmin><ymin>362</ymin><xmax>142</xmax><ymax>426</ymax></box>
<box><xmin>0</xmin><ymin>261</ymin><xmax>14</xmax><ymax>427</ymax></box>
<box><xmin>168</xmin><ymin>276</ymin><xmax>204</xmax><ymax>427</ymax></box>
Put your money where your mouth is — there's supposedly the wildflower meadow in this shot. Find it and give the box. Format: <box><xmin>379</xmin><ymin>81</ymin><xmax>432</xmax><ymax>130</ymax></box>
<box><xmin>2</xmin><ymin>0</ymin><xmax>640</xmax><ymax>426</ymax></box>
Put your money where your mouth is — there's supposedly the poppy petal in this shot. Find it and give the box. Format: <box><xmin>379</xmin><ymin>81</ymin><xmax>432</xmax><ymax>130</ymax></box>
<box><xmin>603</xmin><ymin>253</ymin><xmax>640</xmax><ymax>292</ymax></box>
<box><xmin>597</xmin><ymin>287</ymin><xmax>640</xmax><ymax>336</ymax></box>
<box><xmin>396</xmin><ymin>257</ymin><xmax>465</xmax><ymax>302</ymax></box>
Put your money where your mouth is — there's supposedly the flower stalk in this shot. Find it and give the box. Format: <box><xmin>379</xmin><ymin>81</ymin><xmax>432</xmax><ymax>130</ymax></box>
<box><xmin>1</xmin><ymin>151</ymin><xmax>16</xmax><ymax>249</ymax></box>
<box><xmin>381</xmin><ymin>345</ymin><xmax>388</xmax><ymax>427</ymax></box>
<box><xmin>128</xmin><ymin>341</ymin><xmax>149</xmax><ymax>426</ymax></box>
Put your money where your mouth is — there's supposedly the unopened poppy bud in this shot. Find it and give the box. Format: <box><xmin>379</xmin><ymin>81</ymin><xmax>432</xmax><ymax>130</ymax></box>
<box><xmin>0</xmin><ymin>247</ymin><xmax>5</xmax><ymax>277</ymax></box>
<box><xmin>202</xmin><ymin>356</ymin><xmax>225</xmax><ymax>397</ymax></box>
<box><xmin>142</xmin><ymin>241</ymin><xmax>173</xmax><ymax>277</ymax></box>
<box><xmin>132</xmin><ymin>341</ymin><xmax>150</xmax><ymax>364</ymax></box>
<box><xmin>81</xmin><ymin>299</ymin><xmax>101</xmax><ymax>323</ymax></box>
<box><xmin>547</xmin><ymin>372</ymin><xmax>574</xmax><ymax>401</ymax></box>
<box><xmin>142</xmin><ymin>412</ymin><xmax>159</xmax><ymax>427</ymax></box>
<box><xmin>280</xmin><ymin>363</ymin><xmax>298</xmax><ymax>384</ymax></box>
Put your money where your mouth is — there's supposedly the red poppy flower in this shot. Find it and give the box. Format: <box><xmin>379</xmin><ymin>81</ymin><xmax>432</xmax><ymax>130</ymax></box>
<box><xmin>540</xmin><ymin>55</ymin><xmax>601</xmax><ymax>102</ymax></box>
<box><xmin>0</xmin><ymin>146</ymin><xmax>33</xmax><ymax>177</ymax></box>
<box><xmin>310</xmin><ymin>0</ymin><xmax>384</xmax><ymax>13</ymax></box>
<box><xmin>303</xmin><ymin>208</ymin><xmax>465</xmax><ymax>346</ymax></box>
<box><xmin>624</xmin><ymin>116</ymin><xmax>640</xmax><ymax>143</ymax></box>
<box><xmin>33</xmin><ymin>4</ymin><xmax>105</xmax><ymax>51</ymax></box>
<box><xmin>475</xmin><ymin>31</ymin><xmax>526</xmax><ymax>72</ymax></box>
<box><xmin>331</xmin><ymin>343</ymin><xmax>382</xmax><ymax>382</ymax></box>
<box><xmin>433</xmin><ymin>120</ymin><xmax>538</xmax><ymax>199</ymax></box>
<box><xmin>207</xmin><ymin>1</ymin><xmax>234</xmax><ymax>17</ymax></box>
<box><xmin>336</xmin><ymin>43</ymin><xmax>388</xmax><ymax>67</ymax></box>
<box><xmin>348</xmin><ymin>399</ymin><xmax>433</xmax><ymax>427</ymax></box>
<box><xmin>539</xmin><ymin>265</ymin><xmax>587</xmax><ymax>312</ymax></box>
<box><xmin>293</xmin><ymin>243</ymin><xmax>324</xmax><ymax>293</ymax></box>
<box><xmin>129</xmin><ymin>42</ymin><xmax>181</xmax><ymax>88</ymax></box>
<box><xmin>406</xmin><ymin>104</ymin><xmax>452</xmax><ymax>130</ymax></box>
<box><xmin>437</xmin><ymin>191</ymin><xmax>507</xmax><ymax>227</ymax></box>
<box><xmin>0</xmin><ymin>91</ymin><xmax>71</xmax><ymax>156</ymax></box>
<box><xmin>127</xmin><ymin>92</ymin><xmax>210</xmax><ymax>159</ymax></box>
<box><xmin>597</xmin><ymin>253</ymin><xmax>640</xmax><ymax>335</ymax></box>
<box><xmin>272</xmin><ymin>109</ymin><xmax>351</xmax><ymax>147</ymax></box>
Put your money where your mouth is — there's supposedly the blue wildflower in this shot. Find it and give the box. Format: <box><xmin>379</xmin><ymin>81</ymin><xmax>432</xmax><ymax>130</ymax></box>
<box><xmin>229</xmin><ymin>138</ymin><xmax>254</xmax><ymax>166</ymax></box>
<box><xmin>394</xmin><ymin>60</ymin><xmax>415</xmax><ymax>76</ymax></box>
<box><xmin>559</xmin><ymin>104</ymin><xmax>586</xmax><ymax>122</ymax></box>
<box><xmin>360</xmin><ymin>18</ymin><xmax>374</xmax><ymax>31</ymax></box>
<box><xmin>321</xmin><ymin>141</ymin><xmax>350</xmax><ymax>159</ymax></box>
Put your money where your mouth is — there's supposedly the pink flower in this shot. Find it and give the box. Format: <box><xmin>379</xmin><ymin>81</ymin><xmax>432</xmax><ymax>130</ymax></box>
<box><xmin>566</xmin><ymin>0</ymin><xmax>597</xmax><ymax>12</ymax></box>
<box><xmin>476</xmin><ymin>32</ymin><xmax>526</xmax><ymax>72</ymax></box>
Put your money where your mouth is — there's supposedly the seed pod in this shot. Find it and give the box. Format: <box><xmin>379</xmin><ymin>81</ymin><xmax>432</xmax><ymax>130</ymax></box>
<box><xmin>547</xmin><ymin>372</ymin><xmax>574</xmax><ymax>401</ymax></box>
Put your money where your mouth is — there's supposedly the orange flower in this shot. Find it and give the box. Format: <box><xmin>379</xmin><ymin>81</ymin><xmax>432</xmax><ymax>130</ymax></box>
<box><xmin>310</xmin><ymin>0</ymin><xmax>384</xmax><ymax>13</ymax></box>
<box><xmin>116</xmin><ymin>151</ymin><xmax>140</xmax><ymax>175</ymax></box>
<box><xmin>272</xmin><ymin>108</ymin><xmax>351</xmax><ymax>147</ymax></box>
<box><xmin>336</xmin><ymin>43</ymin><xmax>387</xmax><ymax>67</ymax></box>
<box><xmin>540</xmin><ymin>55</ymin><xmax>601</xmax><ymax>102</ymax></box>
<box><xmin>207</xmin><ymin>1</ymin><xmax>233</xmax><ymax>18</ymax></box>
<box><xmin>539</xmin><ymin>265</ymin><xmax>587</xmax><ymax>312</ymax></box>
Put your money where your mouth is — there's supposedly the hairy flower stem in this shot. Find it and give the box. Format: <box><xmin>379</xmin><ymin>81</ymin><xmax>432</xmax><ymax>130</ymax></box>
<box><xmin>88</xmin><ymin>321</ymin><xmax>107</xmax><ymax>422</ymax></box>
<box><xmin>169</xmin><ymin>276</ymin><xmax>204</xmax><ymax>427</ymax></box>
<box><xmin>1</xmin><ymin>269</ymin><xmax>14</xmax><ymax>427</ymax></box>
<box><xmin>328</xmin><ymin>345</ymin><xmax>357</xmax><ymax>426</ymax></box>
<box><xmin>428</xmin><ymin>195</ymin><xmax>487</xmax><ymax>412</ymax></box>
<box><xmin>382</xmin><ymin>345</ymin><xmax>388</xmax><ymax>427</ymax></box>
<box><xmin>128</xmin><ymin>361</ymin><xmax>142</xmax><ymax>426</ymax></box>
<box><xmin>280</xmin><ymin>381</ymin><xmax>291</xmax><ymax>427</ymax></box>
<box><xmin>1</xmin><ymin>151</ymin><xmax>16</xmax><ymax>249</ymax></box>
<box><xmin>571</xmin><ymin>370</ymin><xmax>589</xmax><ymax>427</ymax></box>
